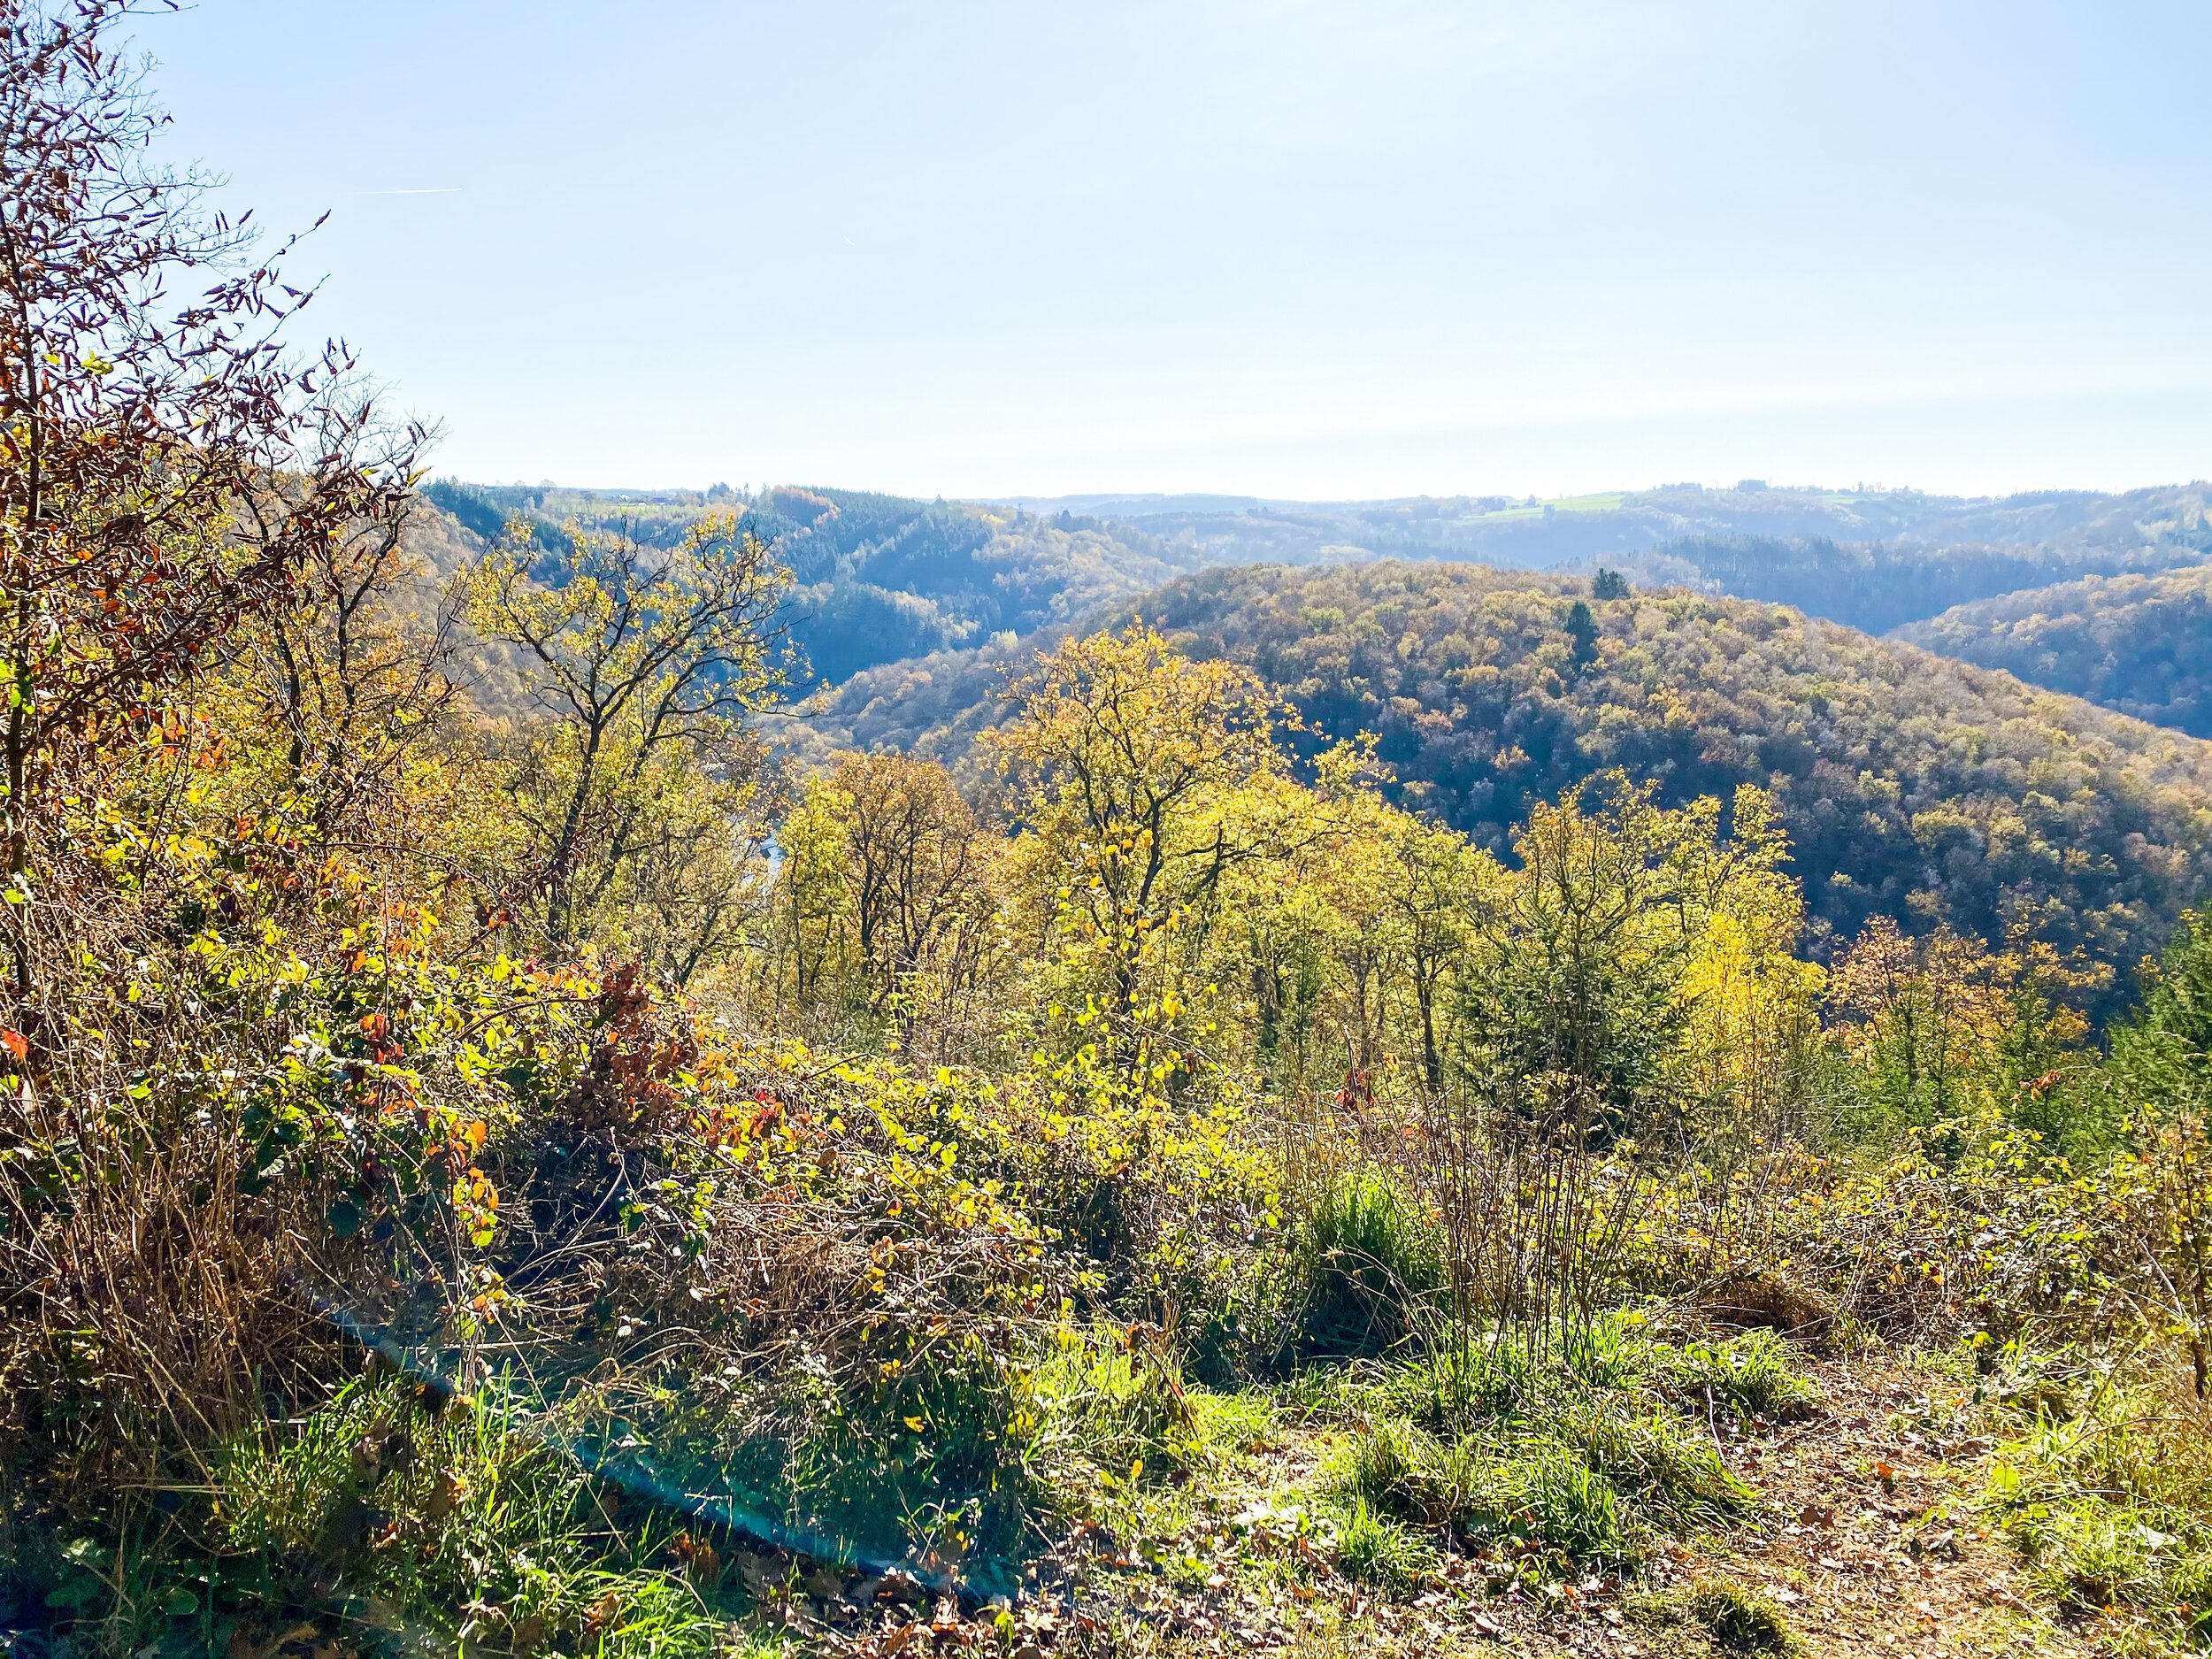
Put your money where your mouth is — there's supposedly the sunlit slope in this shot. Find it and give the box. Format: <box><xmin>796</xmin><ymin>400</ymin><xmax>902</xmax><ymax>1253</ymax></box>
<box><xmin>823</xmin><ymin>560</ymin><xmax>2212</xmax><ymax>980</ymax></box>
<box><xmin>1895</xmin><ymin>563</ymin><xmax>2212</xmax><ymax>739</ymax></box>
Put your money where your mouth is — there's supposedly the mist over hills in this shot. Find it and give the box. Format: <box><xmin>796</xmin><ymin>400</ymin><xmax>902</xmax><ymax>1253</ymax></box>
<box><xmin>1002</xmin><ymin>480</ymin><xmax>2212</xmax><ymax>580</ymax></box>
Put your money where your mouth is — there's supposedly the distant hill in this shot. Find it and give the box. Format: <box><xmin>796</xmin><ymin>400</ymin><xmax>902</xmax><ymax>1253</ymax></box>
<box><xmin>812</xmin><ymin>560</ymin><xmax>2212</xmax><ymax>988</ymax></box>
<box><xmin>1002</xmin><ymin>481</ymin><xmax>2212</xmax><ymax>596</ymax></box>
<box><xmin>415</xmin><ymin>479</ymin><xmax>2212</xmax><ymax>692</ymax></box>
<box><xmin>1635</xmin><ymin>533</ymin><xmax>2203</xmax><ymax>637</ymax></box>
<box><xmin>418</xmin><ymin>480</ymin><xmax>1196</xmax><ymax>686</ymax></box>
<box><xmin>1894</xmin><ymin>564</ymin><xmax>2212</xmax><ymax>739</ymax></box>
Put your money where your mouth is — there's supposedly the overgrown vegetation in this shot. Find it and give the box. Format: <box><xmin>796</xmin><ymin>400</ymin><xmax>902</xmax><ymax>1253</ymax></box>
<box><xmin>5</xmin><ymin>11</ymin><xmax>2212</xmax><ymax>1659</ymax></box>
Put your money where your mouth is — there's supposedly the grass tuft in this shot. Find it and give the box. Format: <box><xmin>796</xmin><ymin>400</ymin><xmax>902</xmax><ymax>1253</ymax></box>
<box><xmin>1667</xmin><ymin>1329</ymin><xmax>1821</xmax><ymax>1422</ymax></box>
<box><xmin>1561</xmin><ymin>1402</ymin><xmax>1751</xmax><ymax>1526</ymax></box>
<box><xmin>1334</xmin><ymin>1498</ymin><xmax>1438</xmax><ymax>1590</ymax></box>
<box><xmin>1688</xmin><ymin>1576</ymin><xmax>1798</xmax><ymax>1654</ymax></box>
<box><xmin>1292</xmin><ymin>1170</ymin><xmax>1445</xmax><ymax>1357</ymax></box>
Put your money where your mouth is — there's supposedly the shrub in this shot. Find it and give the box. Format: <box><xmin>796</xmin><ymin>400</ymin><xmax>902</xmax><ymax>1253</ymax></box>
<box><xmin>1689</xmin><ymin>1268</ymin><xmax>1839</xmax><ymax>1350</ymax></box>
<box><xmin>970</xmin><ymin>1054</ymin><xmax>1288</xmax><ymax>1379</ymax></box>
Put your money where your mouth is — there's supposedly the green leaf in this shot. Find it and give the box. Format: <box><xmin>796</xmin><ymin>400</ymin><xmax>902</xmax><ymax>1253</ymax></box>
<box><xmin>46</xmin><ymin>1573</ymin><xmax>104</xmax><ymax>1612</ymax></box>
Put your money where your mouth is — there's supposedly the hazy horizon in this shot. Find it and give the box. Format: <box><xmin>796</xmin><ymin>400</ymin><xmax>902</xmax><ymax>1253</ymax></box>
<box><xmin>431</xmin><ymin>477</ymin><xmax>2212</xmax><ymax>507</ymax></box>
<box><xmin>146</xmin><ymin>2</ymin><xmax>2212</xmax><ymax>500</ymax></box>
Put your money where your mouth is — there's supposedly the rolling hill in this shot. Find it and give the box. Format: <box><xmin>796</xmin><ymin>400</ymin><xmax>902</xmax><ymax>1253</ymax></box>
<box><xmin>419</xmin><ymin>480</ymin><xmax>1198</xmax><ymax>687</ymax></box>
<box><xmin>811</xmin><ymin>560</ymin><xmax>2212</xmax><ymax>988</ymax></box>
<box><xmin>1632</xmin><ymin>532</ymin><xmax>2204</xmax><ymax>637</ymax></box>
<box><xmin>1894</xmin><ymin>563</ymin><xmax>2212</xmax><ymax>739</ymax></box>
<box><xmin>419</xmin><ymin>480</ymin><xmax>2212</xmax><ymax>695</ymax></box>
<box><xmin>411</xmin><ymin>478</ymin><xmax>2212</xmax><ymax>974</ymax></box>
<box><xmin>1001</xmin><ymin>480</ymin><xmax>2212</xmax><ymax>622</ymax></box>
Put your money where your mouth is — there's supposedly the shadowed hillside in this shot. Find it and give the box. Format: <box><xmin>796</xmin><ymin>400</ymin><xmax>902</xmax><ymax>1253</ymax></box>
<box><xmin>1635</xmin><ymin>531</ymin><xmax>2204</xmax><ymax>636</ymax></box>
<box><xmin>420</xmin><ymin>480</ymin><xmax>1199</xmax><ymax>686</ymax></box>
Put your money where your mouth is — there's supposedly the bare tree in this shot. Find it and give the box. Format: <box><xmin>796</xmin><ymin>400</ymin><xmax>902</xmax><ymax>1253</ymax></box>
<box><xmin>237</xmin><ymin>395</ymin><xmax>458</xmax><ymax>843</ymax></box>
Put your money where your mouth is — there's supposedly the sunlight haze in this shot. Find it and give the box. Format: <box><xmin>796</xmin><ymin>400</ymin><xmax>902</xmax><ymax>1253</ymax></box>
<box><xmin>148</xmin><ymin>2</ymin><xmax>2212</xmax><ymax>497</ymax></box>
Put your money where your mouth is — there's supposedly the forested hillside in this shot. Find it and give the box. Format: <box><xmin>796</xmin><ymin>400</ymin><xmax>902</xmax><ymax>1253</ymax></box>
<box><xmin>419</xmin><ymin>479</ymin><xmax>2212</xmax><ymax>699</ymax></box>
<box><xmin>1151</xmin><ymin>564</ymin><xmax>2212</xmax><ymax>981</ymax></box>
<box><xmin>424</xmin><ymin>480</ymin><xmax>1194</xmax><ymax>684</ymax></box>
<box><xmin>1641</xmin><ymin>532</ymin><xmax>2202</xmax><ymax>636</ymax></box>
<box><xmin>817</xmin><ymin>560</ymin><xmax>2212</xmax><ymax>987</ymax></box>
<box><xmin>1896</xmin><ymin>563</ymin><xmax>2212</xmax><ymax>737</ymax></box>
<box><xmin>1009</xmin><ymin>480</ymin><xmax>2212</xmax><ymax>598</ymax></box>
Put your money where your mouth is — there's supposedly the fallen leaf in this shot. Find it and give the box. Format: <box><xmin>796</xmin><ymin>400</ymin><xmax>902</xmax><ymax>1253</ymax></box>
<box><xmin>584</xmin><ymin>1590</ymin><xmax>621</xmax><ymax>1636</ymax></box>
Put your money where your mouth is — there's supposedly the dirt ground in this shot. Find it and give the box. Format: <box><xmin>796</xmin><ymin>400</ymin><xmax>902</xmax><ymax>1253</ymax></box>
<box><xmin>810</xmin><ymin>1358</ymin><xmax>2100</xmax><ymax>1659</ymax></box>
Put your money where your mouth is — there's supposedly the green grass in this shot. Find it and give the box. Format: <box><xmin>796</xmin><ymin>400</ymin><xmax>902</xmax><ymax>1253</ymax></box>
<box><xmin>1305</xmin><ymin>1319</ymin><xmax>1793</xmax><ymax>1572</ymax></box>
<box><xmin>1334</xmin><ymin>1498</ymin><xmax>1438</xmax><ymax>1590</ymax></box>
<box><xmin>1459</xmin><ymin>1436</ymin><xmax>1631</xmax><ymax>1562</ymax></box>
<box><xmin>1979</xmin><ymin>1359</ymin><xmax>2212</xmax><ymax>1652</ymax></box>
<box><xmin>1336</xmin><ymin>1416</ymin><xmax>1457</xmax><ymax>1525</ymax></box>
<box><xmin>220</xmin><ymin>1377</ymin><xmax>729</xmax><ymax>1657</ymax></box>
<box><xmin>6</xmin><ymin>1375</ymin><xmax>737</xmax><ymax>1659</ymax></box>
<box><xmin>1291</xmin><ymin>1169</ymin><xmax>1445</xmax><ymax>1358</ymax></box>
<box><xmin>1688</xmin><ymin>1577</ymin><xmax>1799</xmax><ymax>1654</ymax></box>
<box><xmin>1026</xmin><ymin>1333</ymin><xmax>1203</xmax><ymax>1485</ymax></box>
<box><xmin>1663</xmin><ymin>1329</ymin><xmax>1823</xmax><ymax>1422</ymax></box>
<box><xmin>1329</xmin><ymin>1416</ymin><xmax>1637</xmax><ymax>1565</ymax></box>
<box><xmin>1560</xmin><ymin>1402</ymin><xmax>1749</xmax><ymax>1527</ymax></box>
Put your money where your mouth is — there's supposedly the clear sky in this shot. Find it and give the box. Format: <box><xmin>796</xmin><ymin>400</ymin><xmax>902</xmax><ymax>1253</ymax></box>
<box><xmin>142</xmin><ymin>2</ymin><xmax>2212</xmax><ymax>500</ymax></box>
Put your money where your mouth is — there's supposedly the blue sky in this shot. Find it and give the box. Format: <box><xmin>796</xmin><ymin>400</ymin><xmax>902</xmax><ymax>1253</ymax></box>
<box><xmin>144</xmin><ymin>2</ymin><xmax>2212</xmax><ymax>499</ymax></box>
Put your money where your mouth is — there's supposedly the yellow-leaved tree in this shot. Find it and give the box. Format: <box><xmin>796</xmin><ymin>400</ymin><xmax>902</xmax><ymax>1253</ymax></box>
<box><xmin>1669</xmin><ymin>787</ymin><xmax>1827</xmax><ymax>1148</ymax></box>
<box><xmin>770</xmin><ymin>750</ymin><xmax>1005</xmax><ymax>1055</ymax></box>
<box><xmin>463</xmin><ymin>516</ymin><xmax>787</xmax><ymax>976</ymax></box>
<box><xmin>988</xmin><ymin>624</ymin><xmax>1311</xmax><ymax>1084</ymax></box>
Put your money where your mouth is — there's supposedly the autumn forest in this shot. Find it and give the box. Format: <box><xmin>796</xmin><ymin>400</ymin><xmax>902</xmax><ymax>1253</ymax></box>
<box><xmin>6</xmin><ymin>10</ymin><xmax>2212</xmax><ymax>1659</ymax></box>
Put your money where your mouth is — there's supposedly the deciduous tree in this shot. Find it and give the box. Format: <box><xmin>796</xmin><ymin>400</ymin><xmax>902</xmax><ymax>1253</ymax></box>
<box><xmin>0</xmin><ymin>0</ymin><xmax>419</xmax><ymax>993</ymax></box>
<box><xmin>463</xmin><ymin>516</ymin><xmax>787</xmax><ymax>951</ymax></box>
